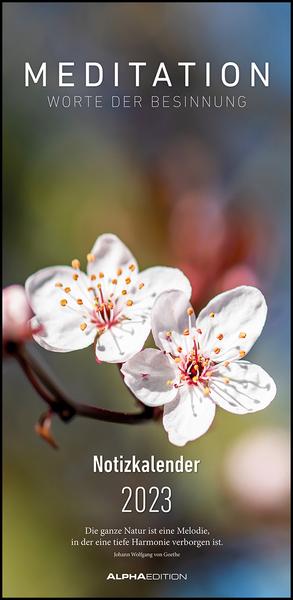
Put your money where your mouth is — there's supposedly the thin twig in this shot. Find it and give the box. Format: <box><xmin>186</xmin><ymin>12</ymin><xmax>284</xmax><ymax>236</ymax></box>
<box><xmin>15</xmin><ymin>352</ymin><xmax>56</xmax><ymax>407</ymax></box>
<box><xmin>75</xmin><ymin>401</ymin><xmax>154</xmax><ymax>424</ymax></box>
<box><xmin>9</xmin><ymin>343</ymin><xmax>155</xmax><ymax>425</ymax></box>
<box><xmin>17</xmin><ymin>346</ymin><xmax>74</xmax><ymax>406</ymax></box>
<box><xmin>14</xmin><ymin>348</ymin><xmax>76</xmax><ymax>422</ymax></box>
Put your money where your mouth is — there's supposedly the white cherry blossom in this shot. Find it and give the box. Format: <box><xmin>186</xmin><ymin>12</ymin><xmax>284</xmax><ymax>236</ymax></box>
<box><xmin>25</xmin><ymin>234</ymin><xmax>191</xmax><ymax>363</ymax></box>
<box><xmin>121</xmin><ymin>287</ymin><xmax>276</xmax><ymax>446</ymax></box>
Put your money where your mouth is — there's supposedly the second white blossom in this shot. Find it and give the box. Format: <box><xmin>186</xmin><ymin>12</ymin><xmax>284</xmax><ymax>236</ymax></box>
<box><xmin>121</xmin><ymin>286</ymin><xmax>276</xmax><ymax>446</ymax></box>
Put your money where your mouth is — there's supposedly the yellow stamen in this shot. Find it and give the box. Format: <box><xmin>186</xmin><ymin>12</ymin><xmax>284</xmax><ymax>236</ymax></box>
<box><xmin>97</xmin><ymin>283</ymin><xmax>101</xmax><ymax>289</ymax></box>
<box><xmin>125</xmin><ymin>277</ymin><xmax>131</xmax><ymax>284</ymax></box>
<box><xmin>126</xmin><ymin>299</ymin><xmax>133</xmax><ymax>306</ymax></box>
<box><xmin>71</xmin><ymin>259</ymin><xmax>80</xmax><ymax>270</ymax></box>
<box><xmin>76</xmin><ymin>298</ymin><xmax>83</xmax><ymax>305</ymax></box>
<box><xmin>122</xmin><ymin>289</ymin><xmax>127</xmax><ymax>295</ymax></box>
<box><xmin>203</xmin><ymin>387</ymin><xmax>210</xmax><ymax>396</ymax></box>
<box><xmin>108</xmin><ymin>301</ymin><xmax>114</xmax><ymax>310</ymax></box>
<box><xmin>73</xmin><ymin>274</ymin><xmax>79</xmax><ymax>281</ymax></box>
<box><xmin>174</xmin><ymin>357</ymin><xmax>181</xmax><ymax>363</ymax></box>
<box><xmin>183</xmin><ymin>328</ymin><xmax>189</xmax><ymax>336</ymax></box>
<box><xmin>112</xmin><ymin>278</ymin><xmax>117</xmax><ymax>285</ymax></box>
<box><xmin>138</xmin><ymin>282</ymin><xmax>144</xmax><ymax>289</ymax></box>
<box><xmin>88</xmin><ymin>287</ymin><xmax>94</xmax><ymax>292</ymax></box>
<box><xmin>214</xmin><ymin>347</ymin><xmax>221</xmax><ymax>354</ymax></box>
<box><xmin>223</xmin><ymin>377</ymin><xmax>230</xmax><ymax>384</ymax></box>
<box><xmin>217</xmin><ymin>333</ymin><xmax>224</xmax><ymax>340</ymax></box>
<box><xmin>87</xmin><ymin>253</ymin><xmax>95</xmax><ymax>262</ymax></box>
<box><xmin>90</xmin><ymin>274</ymin><xmax>96</xmax><ymax>281</ymax></box>
<box><xmin>80</xmin><ymin>322</ymin><xmax>87</xmax><ymax>331</ymax></box>
<box><xmin>224</xmin><ymin>361</ymin><xmax>230</xmax><ymax>367</ymax></box>
<box><xmin>239</xmin><ymin>350</ymin><xmax>246</xmax><ymax>358</ymax></box>
<box><xmin>55</xmin><ymin>282</ymin><xmax>63</xmax><ymax>288</ymax></box>
<box><xmin>192</xmin><ymin>375</ymin><xmax>198</xmax><ymax>382</ymax></box>
<box><xmin>166</xmin><ymin>380</ymin><xmax>173</xmax><ymax>386</ymax></box>
<box><xmin>187</xmin><ymin>307</ymin><xmax>194</xmax><ymax>316</ymax></box>
<box><xmin>239</xmin><ymin>332</ymin><xmax>247</xmax><ymax>338</ymax></box>
<box><xmin>117</xmin><ymin>268</ymin><xmax>123</xmax><ymax>276</ymax></box>
<box><xmin>64</xmin><ymin>287</ymin><xmax>71</xmax><ymax>293</ymax></box>
<box><xmin>129</xmin><ymin>264</ymin><xmax>136</xmax><ymax>271</ymax></box>
<box><xmin>60</xmin><ymin>299</ymin><xmax>67</xmax><ymax>307</ymax></box>
<box><xmin>209</xmin><ymin>312</ymin><xmax>215</xmax><ymax>318</ymax></box>
<box><xmin>99</xmin><ymin>272</ymin><xmax>104</xmax><ymax>279</ymax></box>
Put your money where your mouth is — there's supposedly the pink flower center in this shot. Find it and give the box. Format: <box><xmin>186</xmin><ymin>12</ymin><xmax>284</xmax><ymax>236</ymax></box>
<box><xmin>177</xmin><ymin>347</ymin><xmax>214</xmax><ymax>388</ymax></box>
<box><xmin>55</xmin><ymin>260</ymin><xmax>140</xmax><ymax>336</ymax></box>
<box><xmin>90</xmin><ymin>289</ymin><xmax>121</xmax><ymax>331</ymax></box>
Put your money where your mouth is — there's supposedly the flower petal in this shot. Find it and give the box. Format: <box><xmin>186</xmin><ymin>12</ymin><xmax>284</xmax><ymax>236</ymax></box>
<box><xmin>163</xmin><ymin>385</ymin><xmax>216</xmax><ymax>446</ymax></box>
<box><xmin>26</xmin><ymin>266</ymin><xmax>92</xmax><ymax>317</ymax></box>
<box><xmin>121</xmin><ymin>348</ymin><xmax>178</xmax><ymax>406</ymax></box>
<box><xmin>209</xmin><ymin>360</ymin><xmax>276</xmax><ymax>414</ymax></box>
<box><xmin>87</xmin><ymin>234</ymin><xmax>138</xmax><ymax>278</ymax></box>
<box><xmin>95</xmin><ymin>269</ymin><xmax>191</xmax><ymax>363</ymax></box>
<box><xmin>112</xmin><ymin>268</ymin><xmax>191</xmax><ymax>344</ymax></box>
<box><xmin>95</xmin><ymin>318</ymin><xmax>151</xmax><ymax>363</ymax></box>
<box><xmin>25</xmin><ymin>266</ymin><xmax>95</xmax><ymax>351</ymax></box>
<box><xmin>151</xmin><ymin>289</ymin><xmax>195</xmax><ymax>353</ymax></box>
<box><xmin>31</xmin><ymin>314</ymin><xmax>96</xmax><ymax>352</ymax></box>
<box><xmin>196</xmin><ymin>286</ymin><xmax>267</xmax><ymax>362</ymax></box>
<box><xmin>137</xmin><ymin>266</ymin><xmax>191</xmax><ymax>311</ymax></box>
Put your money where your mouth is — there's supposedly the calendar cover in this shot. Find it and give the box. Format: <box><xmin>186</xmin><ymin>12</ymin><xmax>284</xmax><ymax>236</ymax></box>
<box><xmin>3</xmin><ymin>2</ymin><xmax>290</xmax><ymax>598</ymax></box>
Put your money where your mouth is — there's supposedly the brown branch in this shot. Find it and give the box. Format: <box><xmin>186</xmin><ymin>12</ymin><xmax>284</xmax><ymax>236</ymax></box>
<box><xmin>15</xmin><ymin>351</ymin><xmax>56</xmax><ymax>407</ymax></box>
<box><xmin>14</xmin><ymin>347</ymin><xmax>76</xmax><ymax>422</ymax></box>
<box><xmin>74</xmin><ymin>401</ymin><xmax>154</xmax><ymax>424</ymax></box>
<box><xmin>16</xmin><ymin>345</ymin><xmax>75</xmax><ymax>404</ymax></box>
<box><xmin>9</xmin><ymin>343</ymin><xmax>155</xmax><ymax>426</ymax></box>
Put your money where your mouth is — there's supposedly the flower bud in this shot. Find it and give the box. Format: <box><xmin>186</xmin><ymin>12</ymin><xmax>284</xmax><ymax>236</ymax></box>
<box><xmin>2</xmin><ymin>285</ymin><xmax>33</xmax><ymax>343</ymax></box>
